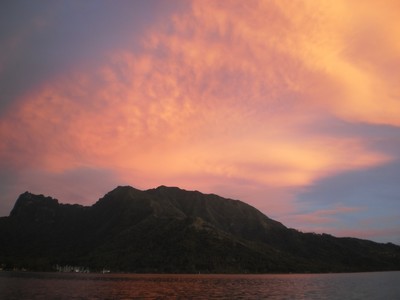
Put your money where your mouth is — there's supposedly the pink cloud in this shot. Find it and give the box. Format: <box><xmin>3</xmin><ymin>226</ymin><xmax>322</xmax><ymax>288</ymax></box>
<box><xmin>1</xmin><ymin>0</ymin><xmax>399</xmax><ymax>243</ymax></box>
<box><xmin>285</xmin><ymin>206</ymin><xmax>365</xmax><ymax>226</ymax></box>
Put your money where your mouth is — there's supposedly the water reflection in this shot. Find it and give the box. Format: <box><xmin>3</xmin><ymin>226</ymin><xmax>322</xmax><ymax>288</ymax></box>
<box><xmin>0</xmin><ymin>271</ymin><xmax>399</xmax><ymax>299</ymax></box>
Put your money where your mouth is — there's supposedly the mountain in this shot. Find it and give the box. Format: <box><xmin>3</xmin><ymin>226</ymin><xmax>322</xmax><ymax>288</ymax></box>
<box><xmin>0</xmin><ymin>185</ymin><xmax>399</xmax><ymax>273</ymax></box>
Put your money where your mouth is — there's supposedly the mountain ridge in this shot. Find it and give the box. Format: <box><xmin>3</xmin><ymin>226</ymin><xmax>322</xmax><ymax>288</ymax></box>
<box><xmin>1</xmin><ymin>185</ymin><xmax>399</xmax><ymax>273</ymax></box>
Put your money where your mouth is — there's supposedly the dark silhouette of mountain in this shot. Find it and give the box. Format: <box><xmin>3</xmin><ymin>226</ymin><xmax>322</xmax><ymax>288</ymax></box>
<box><xmin>0</xmin><ymin>185</ymin><xmax>399</xmax><ymax>273</ymax></box>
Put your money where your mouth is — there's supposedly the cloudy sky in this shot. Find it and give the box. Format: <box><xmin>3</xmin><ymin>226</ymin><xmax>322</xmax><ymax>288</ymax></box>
<box><xmin>1</xmin><ymin>0</ymin><xmax>399</xmax><ymax>244</ymax></box>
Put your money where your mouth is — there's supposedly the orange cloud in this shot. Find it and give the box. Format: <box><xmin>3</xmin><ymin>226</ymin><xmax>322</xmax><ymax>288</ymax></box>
<box><xmin>290</xmin><ymin>0</ymin><xmax>400</xmax><ymax>126</ymax></box>
<box><xmin>0</xmin><ymin>0</ymin><xmax>398</xmax><ymax>218</ymax></box>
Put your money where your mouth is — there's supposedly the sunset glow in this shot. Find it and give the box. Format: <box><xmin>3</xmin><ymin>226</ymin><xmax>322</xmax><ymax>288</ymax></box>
<box><xmin>1</xmin><ymin>0</ymin><xmax>399</xmax><ymax>244</ymax></box>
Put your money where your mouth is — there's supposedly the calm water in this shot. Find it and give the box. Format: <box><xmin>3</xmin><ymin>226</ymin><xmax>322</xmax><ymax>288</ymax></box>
<box><xmin>0</xmin><ymin>271</ymin><xmax>399</xmax><ymax>299</ymax></box>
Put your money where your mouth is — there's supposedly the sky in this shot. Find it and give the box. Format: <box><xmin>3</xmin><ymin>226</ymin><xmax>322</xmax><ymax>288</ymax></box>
<box><xmin>1</xmin><ymin>0</ymin><xmax>400</xmax><ymax>244</ymax></box>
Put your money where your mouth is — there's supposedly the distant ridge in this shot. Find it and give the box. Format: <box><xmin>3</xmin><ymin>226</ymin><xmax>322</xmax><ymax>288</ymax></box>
<box><xmin>0</xmin><ymin>185</ymin><xmax>399</xmax><ymax>273</ymax></box>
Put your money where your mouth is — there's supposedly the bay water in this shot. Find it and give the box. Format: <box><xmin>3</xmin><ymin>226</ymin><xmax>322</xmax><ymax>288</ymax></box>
<box><xmin>0</xmin><ymin>271</ymin><xmax>399</xmax><ymax>299</ymax></box>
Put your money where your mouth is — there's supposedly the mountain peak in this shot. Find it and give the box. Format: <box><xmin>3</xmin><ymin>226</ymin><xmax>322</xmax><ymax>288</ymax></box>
<box><xmin>152</xmin><ymin>185</ymin><xmax>189</xmax><ymax>193</ymax></box>
<box><xmin>10</xmin><ymin>192</ymin><xmax>59</xmax><ymax>220</ymax></box>
<box><xmin>95</xmin><ymin>185</ymin><xmax>145</xmax><ymax>204</ymax></box>
<box><xmin>109</xmin><ymin>185</ymin><xmax>142</xmax><ymax>194</ymax></box>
